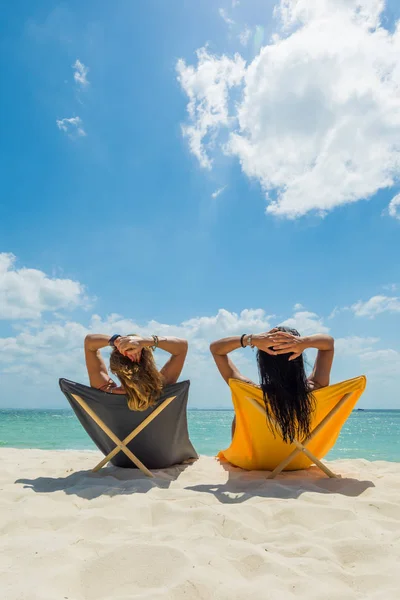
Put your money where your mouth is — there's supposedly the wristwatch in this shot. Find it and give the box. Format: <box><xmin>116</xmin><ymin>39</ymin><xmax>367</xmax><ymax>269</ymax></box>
<box><xmin>108</xmin><ymin>334</ymin><xmax>121</xmax><ymax>347</ymax></box>
<box><xmin>247</xmin><ymin>334</ymin><xmax>253</xmax><ymax>348</ymax></box>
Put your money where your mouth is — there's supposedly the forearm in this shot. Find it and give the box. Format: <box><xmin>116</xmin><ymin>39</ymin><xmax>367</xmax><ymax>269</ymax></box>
<box><xmin>84</xmin><ymin>334</ymin><xmax>111</xmax><ymax>351</ymax></box>
<box><xmin>140</xmin><ymin>336</ymin><xmax>188</xmax><ymax>356</ymax></box>
<box><xmin>210</xmin><ymin>336</ymin><xmax>243</xmax><ymax>355</ymax></box>
<box><xmin>303</xmin><ymin>334</ymin><xmax>334</xmax><ymax>351</ymax></box>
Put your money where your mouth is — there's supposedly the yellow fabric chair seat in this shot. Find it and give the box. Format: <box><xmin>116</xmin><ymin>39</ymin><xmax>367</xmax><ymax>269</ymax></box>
<box><xmin>218</xmin><ymin>376</ymin><xmax>366</xmax><ymax>471</ymax></box>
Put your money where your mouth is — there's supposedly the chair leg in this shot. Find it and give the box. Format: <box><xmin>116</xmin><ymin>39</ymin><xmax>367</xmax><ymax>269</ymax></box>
<box><xmin>71</xmin><ymin>394</ymin><xmax>156</xmax><ymax>477</ymax></box>
<box><xmin>246</xmin><ymin>393</ymin><xmax>352</xmax><ymax>478</ymax></box>
<box><xmin>93</xmin><ymin>446</ymin><xmax>153</xmax><ymax>477</ymax></box>
<box><xmin>294</xmin><ymin>443</ymin><xmax>337</xmax><ymax>478</ymax></box>
<box><xmin>267</xmin><ymin>450</ymin><xmax>299</xmax><ymax>479</ymax></box>
<box><xmin>92</xmin><ymin>395</ymin><xmax>176</xmax><ymax>473</ymax></box>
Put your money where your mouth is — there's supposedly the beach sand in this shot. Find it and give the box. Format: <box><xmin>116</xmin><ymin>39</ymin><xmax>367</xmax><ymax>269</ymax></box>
<box><xmin>1</xmin><ymin>449</ymin><xmax>399</xmax><ymax>600</ymax></box>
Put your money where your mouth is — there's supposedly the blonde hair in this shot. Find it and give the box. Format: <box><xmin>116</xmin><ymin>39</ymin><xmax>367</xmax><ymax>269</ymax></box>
<box><xmin>109</xmin><ymin>342</ymin><xmax>163</xmax><ymax>411</ymax></box>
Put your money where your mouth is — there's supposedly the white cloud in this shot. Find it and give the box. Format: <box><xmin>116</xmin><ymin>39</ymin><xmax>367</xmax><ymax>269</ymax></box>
<box><xmin>280</xmin><ymin>310</ymin><xmax>330</xmax><ymax>334</ymax></box>
<box><xmin>293</xmin><ymin>303</ymin><xmax>304</xmax><ymax>311</ymax></box>
<box><xmin>335</xmin><ymin>336</ymin><xmax>379</xmax><ymax>355</ymax></box>
<box><xmin>276</xmin><ymin>0</ymin><xmax>385</xmax><ymax>31</ymax></box>
<box><xmin>0</xmin><ymin>321</ymin><xmax>88</xmax><ymax>386</ymax></box>
<box><xmin>331</xmin><ymin>335</ymin><xmax>400</xmax><ymax>392</ymax></box>
<box><xmin>10</xmin><ymin>304</ymin><xmax>376</xmax><ymax>408</ymax></box>
<box><xmin>239</xmin><ymin>26</ymin><xmax>252</xmax><ymax>46</ymax></box>
<box><xmin>360</xmin><ymin>348</ymin><xmax>400</xmax><ymax>377</ymax></box>
<box><xmin>0</xmin><ymin>308</ymin><xmax>273</xmax><ymax>407</ymax></box>
<box><xmin>219</xmin><ymin>8</ymin><xmax>235</xmax><ymax>26</ymax></box>
<box><xmin>211</xmin><ymin>185</ymin><xmax>227</xmax><ymax>198</ymax></box>
<box><xmin>176</xmin><ymin>49</ymin><xmax>245</xmax><ymax>168</ymax></box>
<box><xmin>56</xmin><ymin>116</ymin><xmax>86</xmax><ymax>137</ymax></box>
<box><xmin>388</xmin><ymin>193</ymin><xmax>400</xmax><ymax>221</ymax></box>
<box><xmin>0</xmin><ymin>253</ymin><xmax>86</xmax><ymax>320</ymax></box>
<box><xmin>352</xmin><ymin>295</ymin><xmax>400</xmax><ymax>317</ymax></box>
<box><xmin>178</xmin><ymin>0</ymin><xmax>400</xmax><ymax>218</ymax></box>
<box><xmin>1</xmin><ymin>300</ymin><xmax>399</xmax><ymax>407</ymax></box>
<box><xmin>72</xmin><ymin>59</ymin><xmax>89</xmax><ymax>86</ymax></box>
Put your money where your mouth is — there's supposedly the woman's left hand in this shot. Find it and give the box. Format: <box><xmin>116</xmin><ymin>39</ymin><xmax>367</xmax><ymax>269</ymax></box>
<box><xmin>271</xmin><ymin>332</ymin><xmax>308</xmax><ymax>360</ymax></box>
<box><xmin>114</xmin><ymin>336</ymin><xmax>144</xmax><ymax>361</ymax></box>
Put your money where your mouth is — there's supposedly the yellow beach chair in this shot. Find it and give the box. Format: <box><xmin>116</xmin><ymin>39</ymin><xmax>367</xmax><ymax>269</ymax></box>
<box><xmin>218</xmin><ymin>376</ymin><xmax>366</xmax><ymax>478</ymax></box>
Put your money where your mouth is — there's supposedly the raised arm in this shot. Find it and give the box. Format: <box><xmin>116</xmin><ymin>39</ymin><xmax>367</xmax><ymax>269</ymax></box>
<box><xmin>84</xmin><ymin>334</ymin><xmax>114</xmax><ymax>389</ymax></box>
<box><xmin>116</xmin><ymin>335</ymin><xmax>188</xmax><ymax>386</ymax></box>
<box><xmin>304</xmin><ymin>334</ymin><xmax>334</xmax><ymax>389</ymax></box>
<box><xmin>271</xmin><ymin>332</ymin><xmax>334</xmax><ymax>389</ymax></box>
<box><xmin>209</xmin><ymin>335</ymin><xmax>260</xmax><ymax>385</ymax></box>
<box><xmin>210</xmin><ymin>330</ymin><xmax>282</xmax><ymax>385</ymax></box>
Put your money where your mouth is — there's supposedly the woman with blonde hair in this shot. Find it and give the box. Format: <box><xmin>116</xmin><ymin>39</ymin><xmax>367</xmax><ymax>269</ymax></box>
<box><xmin>84</xmin><ymin>333</ymin><xmax>188</xmax><ymax>411</ymax></box>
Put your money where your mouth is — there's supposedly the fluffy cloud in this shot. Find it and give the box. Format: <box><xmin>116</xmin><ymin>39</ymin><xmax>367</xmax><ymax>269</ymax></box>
<box><xmin>276</xmin><ymin>0</ymin><xmax>385</xmax><ymax>30</ymax></box>
<box><xmin>178</xmin><ymin>0</ymin><xmax>400</xmax><ymax>218</ymax></box>
<box><xmin>0</xmin><ymin>308</ymin><xmax>272</xmax><ymax>407</ymax></box>
<box><xmin>280</xmin><ymin>310</ymin><xmax>329</xmax><ymax>334</ymax></box>
<box><xmin>1</xmin><ymin>302</ymin><xmax>399</xmax><ymax>407</ymax></box>
<box><xmin>56</xmin><ymin>116</ymin><xmax>86</xmax><ymax>137</ymax></box>
<box><xmin>360</xmin><ymin>348</ymin><xmax>400</xmax><ymax>377</ymax></box>
<box><xmin>388</xmin><ymin>193</ymin><xmax>400</xmax><ymax>221</ymax></box>
<box><xmin>0</xmin><ymin>253</ymin><xmax>86</xmax><ymax>320</ymax></box>
<box><xmin>176</xmin><ymin>49</ymin><xmax>245</xmax><ymax>168</ymax></box>
<box><xmin>335</xmin><ymin>336</ymin><xmax>379</xmax><ymax>355</ymax></box>
<box><xmin>0</xmin><ymin>321</ymin><xmax>88</xmax><ymax>386</ymax></box>
<box><xmin>72</xmin><ymin>59</ymin><xmax>89</xmax><ymax>86</ymax></box>
<box><xmin>352</xmin><ymin>295</ymin><xmax>400</xmax><ymax>317</ymax></box>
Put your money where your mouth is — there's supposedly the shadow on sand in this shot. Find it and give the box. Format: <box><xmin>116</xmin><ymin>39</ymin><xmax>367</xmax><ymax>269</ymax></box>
<box><xmin>15</xmin><ymin>458</ymin><xmax>374</xmax><ymax>502</ymax></box>
<box><xmin>15</xmin><ymin>461</ymin><xmax>196</xmax><ymax>500</ymax></box>
<box><xmin>184</xmin><ymin>461</ymin><xmax>375</xmax><ymax>503</ymax></box>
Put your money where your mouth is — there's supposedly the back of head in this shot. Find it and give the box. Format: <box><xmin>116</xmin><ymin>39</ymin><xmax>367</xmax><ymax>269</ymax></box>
<box><xmin>109</xmin><ymin>346</ymin><xmax>163</xmax><ymax>411</ymax></box>
<box><xmin>257</xmin><ymin>326</ymin><xmax>315</xmax><ymax>443</ymax></box>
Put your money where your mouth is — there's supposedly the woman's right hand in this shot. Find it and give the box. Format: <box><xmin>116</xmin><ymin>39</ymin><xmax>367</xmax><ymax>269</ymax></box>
<box><xmin>251</xmin><ymin>329</ymin><xmax>280</xmax><ymax>355</ymax></box>
<box><xmin>114</xmin><ymin>336</ymin><xmax>144</xmax><ymax>362</ymax></box>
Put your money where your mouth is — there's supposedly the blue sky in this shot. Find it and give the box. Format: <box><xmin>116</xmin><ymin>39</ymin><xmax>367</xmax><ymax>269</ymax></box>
<box><xmin>1</xmin><ymin>0</ymin><xmax>399</xmax><ymax>408</ymax></box>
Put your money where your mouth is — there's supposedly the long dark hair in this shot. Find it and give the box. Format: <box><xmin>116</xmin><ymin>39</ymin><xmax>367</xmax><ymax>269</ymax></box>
<box><xmin>257</xmin><ymin>326</ymin><xmax>315</xmax><ymax>443</ymax></box>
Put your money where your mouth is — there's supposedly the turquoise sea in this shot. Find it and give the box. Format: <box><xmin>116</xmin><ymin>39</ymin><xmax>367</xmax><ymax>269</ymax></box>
<box><xmin>0</xmin><ymin>409</ymin><xmax>399</xmax><ymax>461</ymax></box>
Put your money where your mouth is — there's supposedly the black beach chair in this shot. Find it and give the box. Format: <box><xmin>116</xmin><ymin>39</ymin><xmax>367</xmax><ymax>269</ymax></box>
<box><xmin>59</xmin><ymin>378</ymin><xmax>198</xmax><ymax>477</ymax></box>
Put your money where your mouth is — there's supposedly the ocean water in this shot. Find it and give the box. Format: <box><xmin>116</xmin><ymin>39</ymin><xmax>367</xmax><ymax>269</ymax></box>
<box><xmin>0</xmin><ymin>409</ymin><xmax>399</xmax><ymax>461</ymax></box>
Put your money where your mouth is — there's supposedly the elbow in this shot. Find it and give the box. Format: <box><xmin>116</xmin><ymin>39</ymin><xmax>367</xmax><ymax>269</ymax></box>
<box><xmin>209</xmin><ymin>341</ymin><xmax>218</xmax><ymax>355</ymax></box>
<box><xmin>323</xmin><ymin>335</ymin><xmax>334</xmax><ymax>352</ymax></box>
<box><xmin>177</xmin><ymin>338</ymin><xmax>188</xmax><ymax>355</ymax></box>
<box><xmin>84</xmin><ymin>334</ymin><xmax>94</xmax><ymax>350</ymax></box>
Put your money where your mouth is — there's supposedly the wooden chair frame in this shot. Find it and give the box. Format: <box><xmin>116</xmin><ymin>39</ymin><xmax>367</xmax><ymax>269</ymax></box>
<box><xmin>245</xmin><ymin>392</ymin><xmax>353</xmax><ymax>478</ymax></box>
<box><xmin>71</xmin><ymin>393</ymin><xmax>177</xmax><ymax>478</ymax></box>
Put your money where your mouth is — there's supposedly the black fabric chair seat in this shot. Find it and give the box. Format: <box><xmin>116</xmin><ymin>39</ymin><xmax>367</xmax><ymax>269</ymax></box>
<box><xmin>59</xmin><ymin>378</ymin><xmax>198</xmax><ymax>470</ymax></box>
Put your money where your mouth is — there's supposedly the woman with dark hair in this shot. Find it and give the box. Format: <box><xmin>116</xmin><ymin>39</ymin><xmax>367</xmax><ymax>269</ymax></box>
<box><xmin>210</xmin><ymin>327</ymin><xmax>334</xmax><ymax>443</ymax></box>
<box><xmin>84</xmin><ymin>333</ymin><xmax>188</xmax><ymax>411</ymax></box>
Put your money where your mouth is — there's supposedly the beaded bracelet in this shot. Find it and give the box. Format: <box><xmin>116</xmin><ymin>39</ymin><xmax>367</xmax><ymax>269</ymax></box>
<box><xmin>151</xmin><ymin>335</ymin><xmax>159</xmax><ymax>351</ymax></box>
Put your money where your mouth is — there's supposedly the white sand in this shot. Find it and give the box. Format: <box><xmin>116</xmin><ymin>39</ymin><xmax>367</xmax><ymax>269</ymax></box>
<box><xmin>1</xmin><ymin>449</ymin><xmax>399</xmax><ymax>600</ymax></box>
